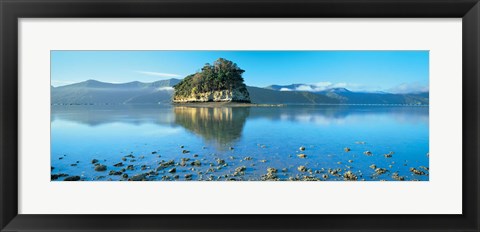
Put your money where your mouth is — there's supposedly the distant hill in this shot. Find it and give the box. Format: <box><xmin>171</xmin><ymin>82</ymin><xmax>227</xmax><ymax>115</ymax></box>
<box><xmin>319</xmin><ymin>88</ymin><xmax>428</xmax><ymax>105</ymax></box>
<box><xmin>247</xmin><ymin>86</ymin><xmax>340</xmax><ymax>104</ymax></box>
<box><xmin>264</xmin><ymin>84</ymin><xmax>429</xmax><ymax>105</ymax></box>
<box><xmin>51</xmin><ymin>79</ymin><xmax>428</xmax><ymax>105</ymax></box>
<box><xmin>51</xmin><ymin>79</ymin><xmax>181</xmax><ymax>105</ymax></box>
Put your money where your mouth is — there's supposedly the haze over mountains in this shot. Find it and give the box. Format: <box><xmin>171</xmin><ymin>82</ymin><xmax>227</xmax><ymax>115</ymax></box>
<box><xmin>51</xmin><ymin>79</ymin><xmax>429</xmax><ymax>105</ymax></box>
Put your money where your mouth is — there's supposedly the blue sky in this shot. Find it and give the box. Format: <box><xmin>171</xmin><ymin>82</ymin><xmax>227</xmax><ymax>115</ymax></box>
<box><xmin>51</xmin><ymin>51</ymin><xmax>429</xmax><ymax>93</ymax></box>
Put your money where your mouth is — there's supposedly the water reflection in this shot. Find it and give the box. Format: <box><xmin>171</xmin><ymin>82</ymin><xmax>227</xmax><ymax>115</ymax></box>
<box><xmin>51</xmin><ymin>105</ymin><xmax>428</xmax><ymax>145</ymax></box>
<box><xmin>173</xmin><ymin>107</ymin><xmax>250</xmax><ymax>146</ymax></box>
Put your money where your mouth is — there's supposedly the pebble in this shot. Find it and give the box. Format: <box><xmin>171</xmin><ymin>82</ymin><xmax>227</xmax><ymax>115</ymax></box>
<box><xmin>216</xmin><ymin>159</ymin><xmax>225</xmax><ymax>165</ymax></box>
<box><xmin>109</xmin><ymin>170</ymin><xmax>122</xmax><ymax>175</ymax></box>
<box><xmin>64</xmin><ymin>176</ymin><xmax>80</xmax><ymax>181</ymax></box>
<box><xmin>94</xmin><ymin>164</ymin><xmax>107</xmax><ymax>172</ymax></box>
<box><xmin>191</xmin><ymin>160</ymin><xmax>201</xmax><ymax>167</ymax></box>
<box><xmin>235</xmin><ymin>166</ymin><xmax>246</xmax><ymax>172</ymax></box>
<box><xmin>51</xmin><ymin>173</ymin><xmax>69</xmax><ymax>180</ymax></box>
<box><xmin>91</xmin><ymin>159</ymin><xmax>99</xmax><ymax>164</ymax></box>
<box><xmin>343</xmin><ymin>171</ymin><xmax>358</xmax><ymax>181</ymax></box>
<box><xmin>130</xmin><ymin>173</ymin><xmax>147</xmax><ymax>181</ymax></box>
<box><xmin>364</xmin><ymin>151</ymin><xmax>373</xmax><ymax>156</ymax></box>
<box><xmin>297</xmin><ymin>166</ymin><xmax>307</xmax><ymax>172</ymax></box>
<box><xmin>409</xmin><ymin>167</ymin><xmax>425</xmax><ymax>175</ymax></box>
<box><xmin>392</xmin><ymin>172</ymin><xmax>405</xmax><ymax>181</ymax></box>
<box><xmin>267</xmin><ymin>168</ymin><xmax>277</xmax><ymax>174</ymax></box>
<box><xmin>375</xmin><ymin>168</ymin><xmax>387</xmax><ymax>175</ymax></box>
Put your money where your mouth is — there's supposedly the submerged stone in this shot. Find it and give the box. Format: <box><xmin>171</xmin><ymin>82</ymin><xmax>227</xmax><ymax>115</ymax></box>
<box><xmin>343</xmin><ymin>171</ymin><xmax>358</xmax><ymax>181</ymax></box>
<box><xmin>64</xmin><ymin>176</ymin><xmax>80</xmax><ymax>181</ymax></box>
<box><xmin>297</xmin><ymin>154</ymin><xmax>307</xmax><ymax>158</ymax></box>
<box><xmin>94</xmin><ymin>164</ymin><xmax>107</xmax><ymax>172</ymax></box>
<box><xmin>297</xmin><ymin>166</ymin><xmax>307</xmax><ymax>172</ymax></box>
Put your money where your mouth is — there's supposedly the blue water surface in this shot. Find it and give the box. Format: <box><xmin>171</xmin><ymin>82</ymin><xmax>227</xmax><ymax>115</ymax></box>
<box><xmin>51</xmin><ymin>105</ymin><xmax>429</xmax><ymax>181</ymax></box>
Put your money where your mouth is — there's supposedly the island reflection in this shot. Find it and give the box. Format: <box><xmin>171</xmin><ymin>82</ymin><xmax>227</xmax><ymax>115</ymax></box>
<box><xmin>173</xmin><ymin>106</ymin><xmax>250</xmax><ymax>146</ymax></box>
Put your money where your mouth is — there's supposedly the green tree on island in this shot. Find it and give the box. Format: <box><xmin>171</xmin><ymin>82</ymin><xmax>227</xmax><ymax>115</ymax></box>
<box><xmin>173</xmin><ymin>58</ymin><xmax>250</xmax><ymax>103</ymax></box>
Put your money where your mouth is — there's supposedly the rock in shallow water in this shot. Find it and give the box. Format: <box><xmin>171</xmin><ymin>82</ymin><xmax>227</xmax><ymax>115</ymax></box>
<box><xmin>109</xmin><ymin>170</ymin><xmax>122</xmax><ymax>175</ymax></box>
<box><xmin>297</xmin><ymin>166</ymin><xmax>307</xmax><ymax>172</ymax></box>
<box><xmin>191</xmin><ymin>160</ymin><xmax>201</xmax><ymax>167</ymax></box>
<box><xmin>374</xmin><ymin>168</ymin><xmax>387</xmax><ymax>175</ymax></box>
<box><xmin>130</xmin><ymin>173</ymin><xmax>147</xmax><ymax>181</ymax></box>
<box><xmin>235</xmin><ymin>166</ymin><xmax>246</xmax><ymax>172</ymax></box>
<box><xmin>94</xmin><ymin>164</ymin><xmax>107</xmax><ymax>172</ymax></box>
<box><xmin>51</xmin><ymin>173</ymin><xmax>69</xmax><ymax>180</ymax></box>
<box><xmin>409</xmin><ymin>167</ymin><xmax>425</xmax><ymax>175</ymax></box>
<box><xmin>64</xmin><ymin>176</ymin><xmax>80</xmax><ymax>181</ymax></box>
<box><xmin>267</xmin><ymin>168</ymin><xmax>277</xmax><ymax>174</ymax></box>
<box><xmin>343</xmin><ymin>171</ymin><xmax>357</xmax><ymax>181</ymax></box>
<box><xmin>113</xmin><ymin>162</ymin><xmax>123</xmax><ymax>167</ymax></box>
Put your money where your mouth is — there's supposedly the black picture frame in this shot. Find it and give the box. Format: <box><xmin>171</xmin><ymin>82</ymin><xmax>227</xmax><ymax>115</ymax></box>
<box><xmin>1</xmin><ymin>0</ymin><xmax>479</xmax><ymax>231</ymax></box>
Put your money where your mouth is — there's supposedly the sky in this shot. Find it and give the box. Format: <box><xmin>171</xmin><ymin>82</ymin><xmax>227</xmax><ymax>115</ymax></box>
<box><xmin>51</xmin><ymin>51</ymin><xmax>429</xmax><ymax>93</ymax></box>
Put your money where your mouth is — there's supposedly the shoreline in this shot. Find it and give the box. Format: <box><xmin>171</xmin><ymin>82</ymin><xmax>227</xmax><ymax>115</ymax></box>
<box><xmin>172</xmin><ymin>102</ymin><xmax>285</xmax><ymax>107</ymax></box>
<box><xmin>51</xmin><ymin>102</ymin><xmax>429</xmax><ymax>107</ymax></box>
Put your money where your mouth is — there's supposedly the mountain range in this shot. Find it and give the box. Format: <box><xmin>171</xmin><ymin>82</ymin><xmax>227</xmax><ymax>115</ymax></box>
<box><xmin>51</xmin><ymin>79</ymin><xmax>429</xmax><ymax>105</ymax></box>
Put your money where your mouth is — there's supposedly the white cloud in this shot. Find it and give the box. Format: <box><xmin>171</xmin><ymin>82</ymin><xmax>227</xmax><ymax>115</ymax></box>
<box><xmin>291</xmin><ymin>82</ymin><xmax>364</xmax><ymax>92</ymax></box>
<box><xmin>273</xmin><ymin>81</ymin><xmax>427</xmax><ymax>94</ymax></box>
<box><xmin>296</xmin><ymin>85</ymin><xmax>315</xmax><ymax>91</ymax></box>
<box><xmin>136</xmin><ymin>71</ymin><xmax>182</xmax><ymax>78</ymax></box>
<box><xmin>157</xmin><ymin>87</ymin><xmax>174</xmax><ymax>91</ymax></box>
<box><xmin>388</xmin><ymin>83</ymin><xmax>429</xmax><ymax>94</ymax></box>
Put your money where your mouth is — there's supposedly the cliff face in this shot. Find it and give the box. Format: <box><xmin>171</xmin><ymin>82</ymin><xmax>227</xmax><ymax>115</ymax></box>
<box><xmin>173</xmin><ymin>58</ymin><xmax>251</xmax><ymax>103</ymax></box>
<box><xmin>173</xmin><ymin>88</ymin><xmax>250</xmax><ymax>103</ymax></box>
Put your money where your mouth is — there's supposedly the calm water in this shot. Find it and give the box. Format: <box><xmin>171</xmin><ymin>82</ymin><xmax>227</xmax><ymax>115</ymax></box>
<box><xmin>51</xmin><ymin>105</ymin><xmax>429</xmax><ymax>181</ymax></box>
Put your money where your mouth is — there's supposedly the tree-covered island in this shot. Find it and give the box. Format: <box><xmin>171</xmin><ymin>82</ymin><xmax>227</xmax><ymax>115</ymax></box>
<box><xmin>173</xmin><ymin>58</ymin><xmax>251</xmax><ymax>103</ymax></box>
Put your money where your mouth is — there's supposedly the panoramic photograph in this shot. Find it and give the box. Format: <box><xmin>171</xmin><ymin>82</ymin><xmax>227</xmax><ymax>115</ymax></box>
<box><xmin>51</xmin><ymin>51</ymin><xmax>429</xmax><ymax>181</ymax></box>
